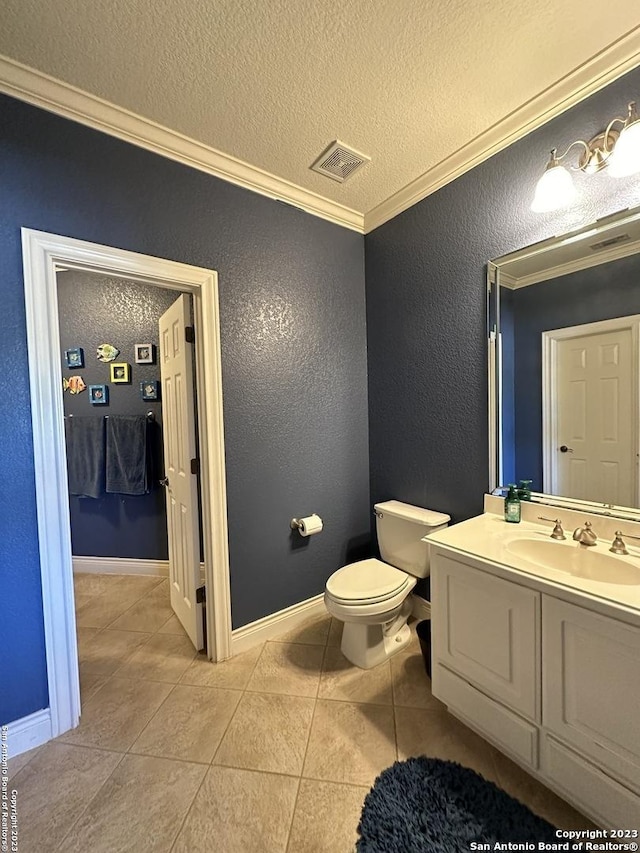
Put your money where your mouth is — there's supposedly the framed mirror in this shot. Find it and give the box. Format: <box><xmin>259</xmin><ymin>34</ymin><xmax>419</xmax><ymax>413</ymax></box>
<box><xmin>488</xmin><ymin>203</ymin><xmax>640</xmax><ymax>520</ymax></box>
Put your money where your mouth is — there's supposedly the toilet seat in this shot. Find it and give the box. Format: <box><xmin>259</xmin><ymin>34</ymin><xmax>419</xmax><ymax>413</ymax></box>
<box><xmin>326</xmin><ymin>558</ymin><xmax>410</xmax><ymax>606</ymax></box>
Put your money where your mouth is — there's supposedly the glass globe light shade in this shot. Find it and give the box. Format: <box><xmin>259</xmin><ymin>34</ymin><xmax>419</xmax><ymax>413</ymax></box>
<box><xmin>608</xmin><ymin>115</ymin><xmax>640</xmax><ymax>177</ymax></box>
<box><xmin>531</xmin><ymin>162</ymin><xmax>576</xmax><ymax>213</ymax></box>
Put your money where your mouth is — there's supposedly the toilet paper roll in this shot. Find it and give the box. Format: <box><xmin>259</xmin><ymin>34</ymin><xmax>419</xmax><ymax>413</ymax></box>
<box><xmin>298</xmin><ymin>514</ymin><xmax>323</xmax><ymax>537</ymax></box>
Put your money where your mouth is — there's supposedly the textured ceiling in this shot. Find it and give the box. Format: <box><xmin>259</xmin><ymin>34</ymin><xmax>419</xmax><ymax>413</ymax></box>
<box><xmin>1</xmin><ymin>0</ymin><xmax>640</xmax><ymax>218</ymax></box>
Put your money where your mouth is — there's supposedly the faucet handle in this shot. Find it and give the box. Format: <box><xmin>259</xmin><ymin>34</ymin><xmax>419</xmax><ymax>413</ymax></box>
<box><xmin>538</xmin><ymin>516</ymin><xmax>566</xmax><ymax>540</ymax></box>
<box><xmin>610</xmin><ymin>530</ymin><xmax>640</xmax><ymax>555</ymax></box>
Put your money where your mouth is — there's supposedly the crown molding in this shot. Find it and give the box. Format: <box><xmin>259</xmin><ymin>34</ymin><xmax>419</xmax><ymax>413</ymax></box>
<box><xmin>0</xmin><ymin>55</ymin><xmax>364</xmax><ymax>234</ymax></box>
<box><xmin>364</xmin><ymin>27</ymin><xmax>640</xmax><ymax>233</ymax></box>
<box><xmin>2</xmin><ymin>33</ymin><xmax>640</xmax><ymax>239</ymax></box>
<box><xmin>501</xmin><ymin>235</ymin><xmax>640</xmax><ymax>290</ymax></box>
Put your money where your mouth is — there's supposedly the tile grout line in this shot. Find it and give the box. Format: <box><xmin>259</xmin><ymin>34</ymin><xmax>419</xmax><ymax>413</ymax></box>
<box><xmin>285</xmin><ymin>777</ymin><xmax>304</xmax><ymax>853</ymax></box>
<box><xmin>284</xmin><ymin>656</ymin><xmax>324</xmax><ymax>853</ymax></box>
<box><xmin>74</xmin><ymin>574</ymin><xmax>167</xmax><ymax>633</ymax></box>
<box><xmin>208</xmin><ymin>643</ymin><xmax>266</xmax><ymax>766</ymax></box>
<box><xmin>124</xmin><ymin>680</ymin><xmax>181</xmax><ymax>756</ymax></box>
<box><xmin>52</xmin><ymin>746</ymin><xmax>129</xmax><ymax>852</ymax></box>
<box><xmin>79</xmin><ymin>631</ymin><xmax>156</xmax><ymax>684</ymax></box>
<box><xmin>167</xmin><ymin>763</ymin><xmax>210</xmax><ymax>853</ymax></box>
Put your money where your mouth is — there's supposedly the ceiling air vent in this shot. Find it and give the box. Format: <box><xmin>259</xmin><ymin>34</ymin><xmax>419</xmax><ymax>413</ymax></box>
<box><xmin>311</xmin><ymin>140</ymin><xmax>371</xmax><ymax>183</ymax></box>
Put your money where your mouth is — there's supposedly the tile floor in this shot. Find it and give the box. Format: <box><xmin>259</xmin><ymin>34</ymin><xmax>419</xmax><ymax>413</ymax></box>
<box><xmin>8</xmin><ymin>573</ymin><xmax>595</xmax><ymax>852</ymax></box>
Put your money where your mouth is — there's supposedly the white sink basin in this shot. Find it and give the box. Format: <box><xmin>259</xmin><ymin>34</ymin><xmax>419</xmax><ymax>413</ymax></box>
<box><xmin>506</xmin><ymin>538</ymin><xmax>640</xmax><ymax>585</ymax></box>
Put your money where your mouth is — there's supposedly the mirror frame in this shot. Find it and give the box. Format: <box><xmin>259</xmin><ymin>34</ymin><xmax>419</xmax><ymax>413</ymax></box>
<box><xmin>488</xmin><ymin>203</ymin><xmax>640</xmax><ymax>522</ymax></box>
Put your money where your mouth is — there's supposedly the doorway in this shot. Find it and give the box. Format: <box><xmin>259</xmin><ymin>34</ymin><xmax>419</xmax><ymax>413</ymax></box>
<box><xmin>58</xmin><ymin>271</ymin><xmax>205</xmax><ymax>703</ymax></box>
<box><xmin>542</xmin><ymin>314</ymin><xmax>640</xmax><ymax>505</ymax></box>
<box><xmin>22</xmin><ymin>229</ymin><xmax>232</xmax><ymax>743</ymax></box>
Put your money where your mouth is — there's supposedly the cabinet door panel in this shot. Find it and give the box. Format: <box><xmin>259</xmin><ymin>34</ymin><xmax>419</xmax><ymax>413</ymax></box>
<box><xmin>435</xmin><ymin>664</ymin><xmax>539</xmax><ymax>768</ymax></box>
<box><xmin>542</xmin><ymin>735</ymin><xmax>640</xmax><ymax>829</ymax></box>
<box><xmin>543</xmin><ymin>596</ymin><xmax>640</xmax><ymax>793</ymax></box>
<box><xmin>432</xmin><ymin>554</ymin><xmax>540</xmax><ymax>720</ymax></box>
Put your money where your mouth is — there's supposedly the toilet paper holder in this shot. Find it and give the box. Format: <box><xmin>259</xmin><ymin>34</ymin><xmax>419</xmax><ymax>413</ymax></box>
<box><xmin>290</xmin><ymin>514</ymin><xmax>323</xmax><ymax>535</ymax></box>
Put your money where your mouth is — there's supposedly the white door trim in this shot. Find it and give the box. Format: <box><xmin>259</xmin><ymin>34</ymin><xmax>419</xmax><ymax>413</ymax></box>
<box><xmin>21</xmin><ymin>228</ymin><xmax>232</xmax><ymax>740</ymax></box>
<box><xmin>542</xmin><ymin>315</ymin><xmax>640</xmax><ymax>503</ymax></box>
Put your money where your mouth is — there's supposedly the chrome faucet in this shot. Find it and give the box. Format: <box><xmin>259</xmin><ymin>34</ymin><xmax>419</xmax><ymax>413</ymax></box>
<box><xmin>573</xmin><ymin>520</ymin><xmax>597</xmax><ymax>546</ymax></box>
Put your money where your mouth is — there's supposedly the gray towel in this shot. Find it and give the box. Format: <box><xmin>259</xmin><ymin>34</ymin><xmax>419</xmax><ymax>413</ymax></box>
<box><xmin>105</xmin><ymin>415</ymin><xmax>148</xmax><ymax>496</ymax></box>
<box><xmin>65</xmin><ymin>416</ymin><xmax>105</xmax><ymax>499</ymax></box>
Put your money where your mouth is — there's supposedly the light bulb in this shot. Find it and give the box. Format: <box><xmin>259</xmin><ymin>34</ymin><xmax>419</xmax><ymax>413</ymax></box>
<box><xmin>608</xmin><ymin>104</ymin><xmax>640</xmax><ymax>177</ymax></box>
<box><xmin>531</xmin><ymin>162</ymin><xmax>576</xmax><ymax>213</ymax></box>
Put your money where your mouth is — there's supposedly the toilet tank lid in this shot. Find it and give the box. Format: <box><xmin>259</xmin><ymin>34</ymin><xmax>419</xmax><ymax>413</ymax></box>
<box><xmin>374</xmin><ymin>500</ymin><xmax>450</xmax><ymax>527</ymax></box>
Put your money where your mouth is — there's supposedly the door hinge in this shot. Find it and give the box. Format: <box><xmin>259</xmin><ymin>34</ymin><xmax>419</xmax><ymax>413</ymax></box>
<box><xmin>190</xmin><ymin>457</ymin><xmax>200</xmax><ymax>475</ymax></box>
<box><xmin>196</xmin><ymin>585</ymin><xmax>206</xmax><ymax>604</ymax></box>
<box><xmin>185</xmin><ymin>325</ymin><xmax>195</xmax><ymax>343</ymax></box>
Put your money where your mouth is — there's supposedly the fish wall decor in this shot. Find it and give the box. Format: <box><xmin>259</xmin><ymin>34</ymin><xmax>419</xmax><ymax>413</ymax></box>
<box><xmin>62</xmin><ymin>376</ymin><xmax>86</xmax><ymax>394</ymax></box>
<box><xmin>96</xmin><ymin>344</ymin><xmax>120</xmax><ymax>362</ymax></box>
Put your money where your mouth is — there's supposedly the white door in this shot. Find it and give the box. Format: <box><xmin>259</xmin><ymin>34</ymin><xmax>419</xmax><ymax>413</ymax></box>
<box><xmin>159</xmin><ymin>294</ymin><xmax>203</xmax><ymax>650</ymax></box>
<box><xmin>545</xmin><ymin>319</ymin><xmax>638</xmax><ymax>505</ymax></box>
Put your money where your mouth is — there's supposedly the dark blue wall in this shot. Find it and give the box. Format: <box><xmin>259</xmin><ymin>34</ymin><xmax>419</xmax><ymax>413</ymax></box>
<box><xmin>0</xmin><ymin>94</ymin><xmax>369</xmax><ymax>725</ymax></box>
<box><xmin>503</xmin><ymin>253</ymin><xmax>640</xmax><ymax>488</ymax></box>
<box><xmin>366</xmin><ymin>65</ymin><xmax>640</xmax><ymax>528</ymax></box>
<box><xmin>58</xmin><ymin>271</ymin><xmax>174</xmax><ymax>560</ymax></box>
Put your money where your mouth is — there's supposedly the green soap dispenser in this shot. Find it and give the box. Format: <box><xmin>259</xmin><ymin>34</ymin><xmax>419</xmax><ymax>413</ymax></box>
<box><xmin>504</xmin><ymin>484</ymin><xmax>521</xmax><ymax>523</ymax></box>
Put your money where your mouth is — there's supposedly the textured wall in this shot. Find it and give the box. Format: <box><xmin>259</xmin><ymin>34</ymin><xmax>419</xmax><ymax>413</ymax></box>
<box><xmin>366</xmin><ymin>64</ymin><xmax>640</xmax><ymax>534</ymax></box>
<box><xmin>0</xmin><ymin>94</ymin><xmax>369</xmax><ymax>725</ymax></box>
<box><xmin>505</xmin><ymin>253</ymin><xmax>640</xmax><ymax>489</ymax></box>
<box><xmin>58</xmin><ymin>271</ymin><xmax>176</xmax><ymax>559</ymax></box>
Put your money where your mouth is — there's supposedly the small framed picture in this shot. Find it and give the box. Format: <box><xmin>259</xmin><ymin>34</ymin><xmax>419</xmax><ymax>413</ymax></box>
<box><xmin>140</xmin><ymin>380</ymin><xmax>160</xmax><ymax>401</ymax></box>
<box><xmin>65</xmin><ymin>347</ymin><xmax>84</xmax><ymax>368</ymax></box>
<box><xmin>110</xmin><ymin>362</ymin><xmax>131</xmax><ymax>384</ymax></box>
<box><xmin>134</xmin><ymin>343</ymin><xmax>155</xmax><ymax>364</ymax></box>
<box><xmin>89</xmin><ymin>384</ymin><xmax>108</xmax><ymax>405</ymax></box>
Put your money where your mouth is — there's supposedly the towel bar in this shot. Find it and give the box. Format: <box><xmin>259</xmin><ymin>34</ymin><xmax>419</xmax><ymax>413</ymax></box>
<box><xmin>65</xmin><ymin>412</ymin><xmax>155</xmax><ymax>420</ymax></box>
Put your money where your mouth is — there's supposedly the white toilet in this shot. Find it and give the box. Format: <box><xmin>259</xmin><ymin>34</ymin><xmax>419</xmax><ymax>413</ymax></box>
<box><xmin>324</xmin><ymin>500</ymin><xmax>450</xmax><ymax>669</ymax></box>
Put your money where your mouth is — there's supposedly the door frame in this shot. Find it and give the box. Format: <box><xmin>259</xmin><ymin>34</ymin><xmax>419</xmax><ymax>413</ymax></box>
<box><xmin>542</xmin><ymin>314</ymin><xmax>640</xmax><ymax>503</ymax></box>
<box><xmin>21</xmin><ymin>228</ymin><xmax>232</xmax><ymax>740</ymax></box>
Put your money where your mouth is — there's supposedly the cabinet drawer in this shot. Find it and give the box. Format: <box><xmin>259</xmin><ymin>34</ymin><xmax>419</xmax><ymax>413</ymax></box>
<box><xmin>432</xmin><ymin>554</ymin><xmax>540</xmax><ymax>720</ymax></box>
<box><xmin>434</xmin><ymin>664</ymin><xmax>538</xmax><ymax>769</ymax></box>
<box><xmin>542</xmin><ymin>735</ymin><xmax>640</xmax><ymax>829</ymax></box>
<box><xmin>543</xmin><ymin>596</ymin><xmax>640</xmax><ymax>793</ymax></box>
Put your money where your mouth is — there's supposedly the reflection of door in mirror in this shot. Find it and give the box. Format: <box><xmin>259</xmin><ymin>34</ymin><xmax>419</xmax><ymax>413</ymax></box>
<box><xmin>542</xmin><ymin>317</ymin><xmax>639</xmax><ymax>505</ymax></box>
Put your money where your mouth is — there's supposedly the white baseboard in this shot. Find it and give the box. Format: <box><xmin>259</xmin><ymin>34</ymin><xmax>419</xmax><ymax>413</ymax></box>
<box><xmin>5</xmin><ymin>709</ymin><xmax>52</xmax><ymax>759</ymax></box>
<box><xmin>73</xmin><ymin>556</ymin><xmax>169</xmax><ymax>576</ymax></box>
<box><xmin>231</xmin><ymin>593</ymin><xmax>327</xmax><ymax>655</ymax></box>
<box><xmin>411</xmin><ymin>593</ymin><xmax>431</xmax><ymax>621</ymax></box>
<box><xmin>72</xmin><ymin>557</ymin><xmax>207</xmax><ymax>583</ymax></box>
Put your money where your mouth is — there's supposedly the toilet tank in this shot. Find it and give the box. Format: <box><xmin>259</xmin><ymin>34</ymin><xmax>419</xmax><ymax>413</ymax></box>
<box><xmin>374</xmin><ymin>500</ymin><xmax>450</xmax><ymax>578</ymax></box>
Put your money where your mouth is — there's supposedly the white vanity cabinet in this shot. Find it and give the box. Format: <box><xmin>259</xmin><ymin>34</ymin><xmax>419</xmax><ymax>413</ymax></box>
<box><xmin>430</xmin><ymin>547</ymin><xmax>640</xmax><ymax>828</ymax></box>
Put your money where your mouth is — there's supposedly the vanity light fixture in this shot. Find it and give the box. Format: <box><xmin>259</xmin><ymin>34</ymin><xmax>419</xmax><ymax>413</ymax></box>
<box><xmin>531</xmin><ymin>101</ymin><xmax>640</xmax><ymax>213</ymax></box>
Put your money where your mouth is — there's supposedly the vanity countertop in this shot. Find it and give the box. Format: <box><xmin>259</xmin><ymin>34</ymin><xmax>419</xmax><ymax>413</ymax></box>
<box><xmin>425</xmin><ymin>509</ymin><xmax>640</xmax><ymax>622</ymax></box>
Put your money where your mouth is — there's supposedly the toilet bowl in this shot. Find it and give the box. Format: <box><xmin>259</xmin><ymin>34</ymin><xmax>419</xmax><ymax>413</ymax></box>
<box><xmin>324</xmin><ymin>500</ymin><xmax>449</xmax><ymax>669</ymax></box>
